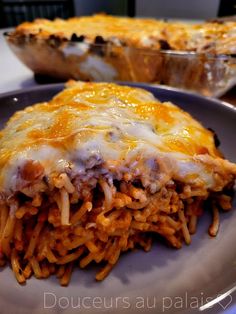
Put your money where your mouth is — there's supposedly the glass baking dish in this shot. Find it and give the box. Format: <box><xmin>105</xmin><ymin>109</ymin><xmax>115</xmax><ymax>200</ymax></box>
<box><xmin>4</xmin><ymin>32</ymin><xmax>236</xmax><ymax>97</ymax></box>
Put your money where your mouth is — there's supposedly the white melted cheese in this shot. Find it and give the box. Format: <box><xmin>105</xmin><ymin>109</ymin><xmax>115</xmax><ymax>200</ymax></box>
<box><xmin>62</xmin><ymin>42</ymin><xmax>89</xmax><ymax>57</ymax></box>
<box><xmin>0</xmin><ymin>81</ymin><xmax>234</xmax><ymax>194</ymax></box>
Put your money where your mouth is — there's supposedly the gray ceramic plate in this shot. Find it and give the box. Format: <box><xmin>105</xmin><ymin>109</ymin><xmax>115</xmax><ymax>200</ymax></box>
<box><xmin>0</xmin><ymin>83</ymin><xmax>236</xmax><ymax>314</ymax></box>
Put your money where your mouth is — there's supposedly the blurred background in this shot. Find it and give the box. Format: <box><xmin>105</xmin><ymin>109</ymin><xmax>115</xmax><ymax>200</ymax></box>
<box><xmin>0</xmin><ymin>0</ymin><xmax>235</xmax><ymax>28</ymax></box>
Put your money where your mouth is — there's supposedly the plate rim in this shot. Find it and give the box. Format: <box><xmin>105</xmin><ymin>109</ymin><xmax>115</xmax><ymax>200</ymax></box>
<box><xmin>0</xmin><ymin>82</ymin><xmax>236</xmax><ymax>114</ymax></box>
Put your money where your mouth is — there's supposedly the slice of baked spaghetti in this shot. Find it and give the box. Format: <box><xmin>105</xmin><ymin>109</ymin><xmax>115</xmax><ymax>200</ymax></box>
<box><xmin>0</xmin><ymin>81</ymin><xmax>235</xmax><ymax>285</ymax></box>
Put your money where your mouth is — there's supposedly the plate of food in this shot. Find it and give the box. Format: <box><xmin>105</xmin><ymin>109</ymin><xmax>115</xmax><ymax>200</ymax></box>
<box><xmin>0</xmin><ymin>82</ymin><xmax>235</xmax><ymax>314</ymax></box>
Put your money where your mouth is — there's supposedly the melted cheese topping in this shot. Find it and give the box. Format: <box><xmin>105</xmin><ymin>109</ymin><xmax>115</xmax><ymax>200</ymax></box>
<box><xmin>14</xmin><ymin>14</ymin><xmax>165</xmax><ymax>49</ymax></box>
<box><xmin>1</xmin><ymin>81</ymin><xmax>232</xmax><ymax>194</ymax></box>
<box><xmin>13</xmin><ymin>14</ymin><xmax>236</xmax><ymax>53</ymax></box>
